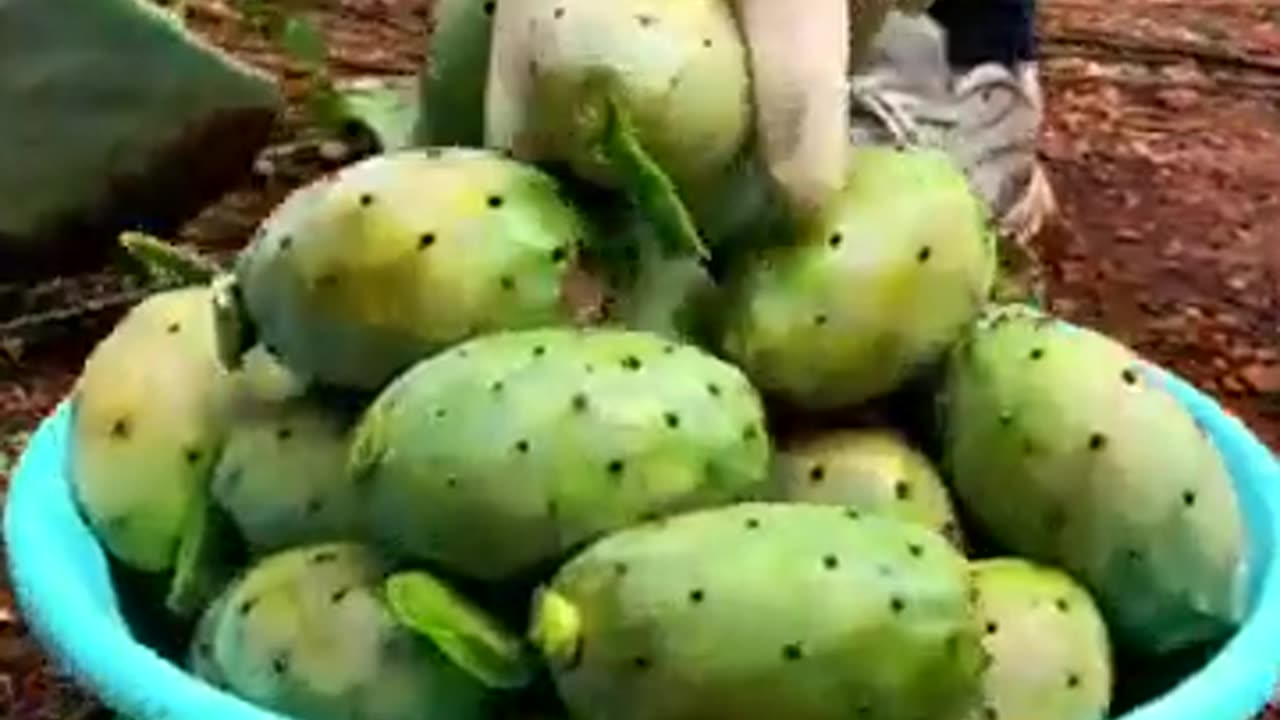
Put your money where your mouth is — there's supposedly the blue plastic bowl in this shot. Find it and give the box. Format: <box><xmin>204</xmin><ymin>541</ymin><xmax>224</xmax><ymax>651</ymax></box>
<box><xmin>5</xmin><ymin>362</ymin><xmax>1280</xmax><ymax>720</ymax></box>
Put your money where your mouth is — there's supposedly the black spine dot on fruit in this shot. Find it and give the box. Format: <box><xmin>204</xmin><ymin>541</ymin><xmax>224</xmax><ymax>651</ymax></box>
<box><xmin>984</xmin><ymin>707</ymin><xmax>999</xmax><ymax>720</ymax></box>
<box><xmin>890</xmin><ymin>596</ymin><xmax>906</xmax><ymax>614</ymax></box>
<box><xmin>607</xmin><ymin>459</ymin><xmax>625</xmax><ymax>476</ymax></box>
<box><xmin>745</xmin><ymin>517</ymin><xmax>761</xmax><ymax>529</ymax></box>
<box><xmin>917</xmin><ymin>246</ymin><xmax>933</xmax><ymax>262</ymax></box>
<box><xmin>533</xmin><ymin>345</ymin><xmax>547</xmax><ymax>357</ymax></box>
<box><xmin>483</xmin><ymin>1</ymin><xmax>495</xmax><ymax>14</ymax></box>
<box><xmin>491</xmin><ymin>380</ymin><xmax>505</xmax><ymax>394</ymax></box>
<box><xmin>703</xmin><ymin>38</ymin><xmax>713</xmax><ymax>48</ymax></box>
<box><xmin>688</xmin><ymin>589</ymin><xmax>705</xmax><ymax>604</ymax></box>
<box><xmin>279</xmin><ymin>235</ymin><xmax>293</xmax><ymax>251</ymax></box>
<box><xmin>551</xmin><ymin>246</ymin><xmax>568</xmax><ymax>263</ymax></box>
<box><xmin>985</xmin><ymin>621</ymin><xmax>999</xmax><ymax>635</ymax></box>
<box><xmin>276</xmin><ymin>427</ymin><xmax>293</xmax><ymax>441</ymax></box>
<box><xmin>1122</xmin><ymin>368</ymin><xmax>1139</xmax><ymax>385</ymax></box>
<box><xmin>809</xmin><ymin>465</ymin><xmax>826</xmax><ymax>483</ymax></box>
<box><xmin>614</xmin><ymin>562</ymin><xmax>629</xmax><ymax>577</ymax></box>
<box><xmin>621</xmin><ymin>355</ymin><xmax>642</xmax><ymax>371</ymax></box>
<box><xmin>1030</xmin><ymin>348</ymin><xmax>1045</xmax><ymax>360</ymax></box>
<box><xmin>110</xmin><ymin>418</ymin><xmax>131</xmax><ymax>439</ymax></box>
<box><xmin>782</xmin><ymin>643</ymin><xmax>804</xmax><ymax>661</ymax></box>
<box><xmin>238</xmin><ymin>598</ymin><xmax>258</xmax><ymax>616</ymax></box>
<box><xmin>633</xmin><ymin>656</ymin><xmax>651</xmax><ymax>670</ymax></box>
<box><xmin>167</xmin><ymin>322</ymin><xmax>181</xmax><ymax>334</ymax></box>
<box><xmin>742</xmin><ymin>425</ymin><xmax>759</xmax><ymax>441</ymax></box>
<box><xmin>823</xmin><ymin>555</ymin><xmax>839</xmax><ymax>570</ymax></box>
<box><xmin>1183</xmin><ymin>490</ymin><xmax>1198</xmax><ymax>507</ymax></box>
<box><xmin>845</xmin><ymin>508</ymin><xmax>861</xmax><ymax>520</ymax></box>
<box><xmin>184</xmin><ymin>448</ymin><xmax>203</xmax><ymax>465</ymax></box>
<box><xmin>894</xmin><ymin>481</ymin><xmax>911</xmax><ymax>501</ymax></box>
<box><xmin>1088</xmin><ymin>433</ymin><xmax>1107</xmax><ymax>451</ymax></box>
<box><xmin>636</xmin><ymin>14</ymin><xmax>655</xmax><ymax>27</ymax></box>
<box><xmin>359</xmin><ymin>193</ymin><xmax>374</xmax><ymax>207</ymax></box>
<box><xmin>907</xmin><ymin>543</ymin><xmax>924</xmax><ymax>558</ymax></box>
<box><xmin>271</xmin><ymin>652</ymin><xmax>290</xmax><ymax>675</ymax></box>
<box><xmin>446</xmin><ymin>476</ymin><xmax>459</xmax><ymax>489</ymax></box>
<box><xmin>829</xmin><ymin>233</ymin><xmax>843</xmax><ymax>249</ymax></box>
<box><xmin>664</xmin><ymin>412</ymin><xmax>680</xmax><ymax>428</ymax></box>
<box><xmin>435</xmin><ymin>408</ymin><xmax>448</xmax><ymax>419</ymax></box>
<box><xmin>500</xmin><ymin>275</ymin><xmax>516</xmax><ymax>291</ymax></box>
<box><xmin>331</xmin><ymin>587</ymin><xmax>351</xmax><ymax>604</ymax></box>
<box><xmin>305</xmin><ymin>497</ymin><xmax>323</xmax><ymax>515</ymax></box>
<box><xmin>662</xmin><ymin>344</ymin><xmax>676</xmax><ymax>355</ymax></box>
<box><xmin>1067</xmin><ymin>673</ymin><xmax>1081</xmax><ymax>688</ymax></box>
<box><xmin>999</xmin><ymin>411</ymin><xmax>1014</xmax><ymax>426</ymax></box>
<box><xmin>1056</xmin><ymin>598</ymin><xmax>1071</xmax><ymax>612</ymax></box>
<box><xmin>515</xmin><ymin>439</ymin><xmax>531</xmax><ymax>454</ymax></box>
<box><xmin>708</xmin><ymin>383</ymin><xmax>722</xmax><ymax>397</ymax></box>
<box><xmin>572</xmin><ymin>394</ymin><xmax>589</xmax><ymax>412</ymax></box>
<box><xmin>312</xmin><ymin>550</ymin><xmax>339</xmax><ymax>565</ymax></box>
<box><xmin>814</xmin><ymin>314</ymin><xmax>829</xmax><ymax>327</ymax></box>
<box><xmin>419</xmin><ymin>233</ymin><xmax>436</xmax><ymax>249</ymax></box>
<box><xmin>487</xmin><ymin>195</ymin><xmax>504</xmax><ymax>208</ymax></box>
<box><xmin>554</xmin><ymin>6</ymin><xmax>565</xmax><ymax>18</ymax></box>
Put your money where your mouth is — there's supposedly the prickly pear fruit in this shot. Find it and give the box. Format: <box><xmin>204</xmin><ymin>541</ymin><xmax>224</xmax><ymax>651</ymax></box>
<box><xmin>69</xmin><ymin>287</ymin><xmax>231</xmax><ymax>573</ymax></box>
<box><xmin>719</xmin><ymin>146</ymin><xmax>996</xmax><ymax>410</ymax></box>
<box><xmin>772</xmin><ymin>429</ymin><xmax>965</xmax><ymax>548</ymax></box>
<box><xmin>349</xmin><ymin>328</ymin><xmax>771</xmax><ymax>582</ymax></box>
<box><xmin>211</xmin><ymin>394</ymin><xmax>365</xmax><ymax>554</ymax></box>
<box><xmin>941</xmin><ymin>304</ymin><xmax>1249</xmax><ymax>654</ymax></box>
<box><xmin>968</xmin><ymin>558</ymin><xmax>1113</xmax><ymax>720</ymax></box>
<box><xmin>486</xmin><ymin>0</ymin><xmax>750</xmax><ymax>195</ymax></box>
<box><xmin>222</xmin><ymin>147</ymin><xmax>595</xmax><ymax>390</ymax></box>
<box><xmin>531</xmin><ymin>502</ymin><xmax>986</xmax><ymax>720</ymax></box>
<box><xmin>193</xmin><ymin>542</ymin><xmax>493</xmax><ymax>720</ymax></box>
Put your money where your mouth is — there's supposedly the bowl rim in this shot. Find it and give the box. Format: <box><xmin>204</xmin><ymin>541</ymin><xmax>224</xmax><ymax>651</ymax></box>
<box><xmin>4</xmin><ymin>364</ymin><xmax>1280</xmax><ymax>720</ymax></box>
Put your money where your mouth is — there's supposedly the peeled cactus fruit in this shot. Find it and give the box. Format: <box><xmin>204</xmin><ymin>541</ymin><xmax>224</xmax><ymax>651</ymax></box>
<box><xmin>193</xmin><ymin>542</ymin><xmax>491</xmax><ymax>720</ymax></box>
<box><xmin>212</xmin><ymin>394</ymin><xmax>364</xmax><ymax>554</ymax></box>
<box><xmin>225</xmin><ymin>147</ymin><xmax>593</xmax><ymax>390</ymax></box>
<box><xmin>69</xmin><ymin>286</ymin><xmax>231</xmax><ymax>572</ymax></box>
<box><xmin>968</xmin><ymin>559</ymin><xmax>1114</xmax><ymax>720</ymax></box>
<box><xmin>532</xmin><ymin>502</ymin><xmax>986</xmax><ymax>720</ymax></box>
<box><xmin>773</xmin><ymin>429</ymin><xmax>965</xmax><ymax>548</ymax></box>
<box><xmin>486</xmin><ymin>0</ymin><xmax>750</xmax><ymax>193</ymax></box>
<box><xmin>720</xmin><ymin>145</ymin><xmax>996</xmax><ymax>410</ymax></box>
<box><xmin>349</xmin><ymin>328</ymin><xmax>771</xmax><ymax>582</ymax></box>
<box><xmin>941</xmin><ymin>304</ymin><xmax>1249</xmax><ymax>654</ymax></box>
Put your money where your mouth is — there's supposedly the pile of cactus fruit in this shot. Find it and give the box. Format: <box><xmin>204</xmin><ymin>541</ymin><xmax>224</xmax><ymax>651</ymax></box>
<box><xmin>61</xmin><ymin>2</ymin><xmax>1256</xmax><ymax>719</ymax></box>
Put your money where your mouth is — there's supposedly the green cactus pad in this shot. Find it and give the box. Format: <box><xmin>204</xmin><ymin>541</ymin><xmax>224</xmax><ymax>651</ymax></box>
<box><xmin>533</xmin><ymin>502</ymin><xmax>986</xmax><ymax>720</ymax></box>
<box><xmin>414</xmin><ymin>0</ymin><xmax>495</xmax><ymax>147</ymax></box>
<box><xmin>969</xmin><ymin>558</ymin><xmax>1114</xmax><ymax>720</ymax></box>
<box><xmin>772</xmin><ymin>429</ymin><xmax>966</xmax><ymax>549</ymax></box>
<box><xmin>719</xmin><ymin>145</ymin><xmax>997</xmax><ymax>410</ymax></box>
<box><xmin>385</xmin><ymin>571</ymin><xmax>536</xmax><ymax>690</ymax></box>
<box><xmin>941</xmin><ymin>304</ymin><xmax>1250</xmax><ymax>655</ymax></box>
<box><xmin>349</xmin><ymin>328</ymin><xmax>772</xmax><ymax>582</ymax></box>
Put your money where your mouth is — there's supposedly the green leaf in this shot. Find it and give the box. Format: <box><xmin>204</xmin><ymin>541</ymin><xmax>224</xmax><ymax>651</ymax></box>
<box><xmin>591</xmin><ymin>81</ymin><xmax>708</xmax><ymax>261</ymax></box>
<box><xmin>118</xmin><ymin>232</ymin><xmax>222</xmax><ymax>285</ymax></box>
<box><xmin>384</xmin><ymin>571</ymin><xmax>536</xmax><ymax>690</ymax></box>
<box><xmin>278</xmin><ymin>16</ymin><xmax>328</xmax><ymax>67</ymax></box>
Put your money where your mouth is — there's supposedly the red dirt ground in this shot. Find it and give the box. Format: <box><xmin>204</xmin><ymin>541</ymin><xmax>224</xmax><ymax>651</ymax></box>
<box><xmin>2</xmin><ymin>0</ymin><xmax>1278</xmax><ymax>717</ymax></box>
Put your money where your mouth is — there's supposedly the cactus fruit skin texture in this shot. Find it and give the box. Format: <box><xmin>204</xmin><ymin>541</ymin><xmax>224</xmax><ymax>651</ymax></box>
<box><xmin>349</xmin><ymin>328</ymin><xmax>771</xmax><ymax>582</ymax></box>
<box><xmin>194</xmin><ymin>542</ymin><xmax>491</xmax><ymax>720</ymax></box>
<box><xmin>532</xmin><ymin>502</ymin><xmax>986</xmax><ymax>720</ymax></box>
<box><xmin>486</xmin><ymin>0</ymin><xmax>750</xmax><ymax>194</ymax></box>
<box><xmin>941</xmin><ymin>304</ymin><xmax>1249</xmax><ymax>655</ymax></box>
<box><xmin>69</xmin><ymin>287</ymin><xmax>231</xmax><ymax>573</ymax></box>
<box><xmin>772</xmin><ymin>429</ymin><xmax>966</xmax><ymax>548</ymax></box>
<box><xmin>232</xmin><ymin>147</ymin><xmax>592</xmax><ymax>391</ymax></box>
<box><xmin>968</xmin><ymin>558</ymin><xmax>1114</xmax><ymax>720</ymax></box>
<box><xmin>212</xmin><ymin>394</ymin><xmax>365</xmax><ymax>555</ymax></box>
<box><xmin>720</xmin><ymin>146</ymin><xmax>996</xmax><ymax>411</ymax></box>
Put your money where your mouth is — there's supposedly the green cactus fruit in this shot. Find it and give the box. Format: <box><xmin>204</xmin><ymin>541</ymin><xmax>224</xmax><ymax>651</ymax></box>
<box><xmin>349</xmin><ymin>328</ymin><xmax>771</xmax><ymax>582</ymax></box>
<box><xmin>194</xmin><ymin>542</ymin><xmax>495</xmax><ymax>720</ymax></box>
<box><xmin>211</xmin><ymin>393</ymin><xmax>365</xmax><ymax>555</ymax></box>
<box><xmin>719</xmin><ymin>145</ymin><xmax>997</xmax><ymax>410</ymax></box>
<box><xmin>531</xmin><ymin>502</ymin><xmax>986</xmax><ymax>720</ymax></box>
<box><xmin>487</xmin><ymin>0</ymin><xmax>750</xmax><ymax>196</ymax></box>
<box><xmin>223</xmin><ymin>147</ymin><xmax>596</xmax><ymax>390</ymax></box>
<box><xmin>69</xmin><ymin>286</ymin><xmax>232</xmax><ymax>573</ymax></box>
<box><xmin>414</xmin><ymin>0</ymin><xmax>495</xmax><ymax>147</ymax></box>
<box><xmin>941</xmin><ymin>303</ymin><xmax>1249</xmax><ymax>655</ymax></box>
<box><xmin>772</xmin><ymin>429</ymin><xmax>965</xmax><ymax>549</ymax></box>
<box><xmin>968</xmin><ymin>558</ymin><xmax>1113</xmax><ymax>720</ymax></box>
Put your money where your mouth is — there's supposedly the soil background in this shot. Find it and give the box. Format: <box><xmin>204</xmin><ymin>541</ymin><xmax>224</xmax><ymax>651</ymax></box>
<box><xmin>2</xmin><ymin>0</ymin><xmax>1279</xmax><ymax>717</ymax></box>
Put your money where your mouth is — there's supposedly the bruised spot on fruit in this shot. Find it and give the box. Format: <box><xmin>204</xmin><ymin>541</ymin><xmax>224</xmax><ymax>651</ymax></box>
<box><xmin>688</xmin><ymin>589</ymin><xmax>705</xmax><ymax>604</ymax></box>
<box><xmin>917</xmin><ymin>246</ymin><xmax>933</xmax><ymax>262</ymax></box>
<box><xmin>110</xmin><ymin>417</ymin><xmax>131</xmax><ymax>439</ymax></box>
<box><xmin>419</xmin><ymin>233</ymin><xmax>436</xmax><ymax>249</ymax></box>
<box><xmin>664</xmin><ymin>412</ymin><xmax>680</xmax><ymax>429</ymax></box>
<box><xmin>621</xmin><ymin>355</ymin><xmax>643</xmax><ymax>371</ymax></box>
<box><xmin>809</xmin><ymin>465</ymin><xmax>826</xmax><ymax>483</ymax></box>
<box><xmin>781</xmin><ymin>643</ymin><xmax>804</xmax><ymax>661</ymax></box>
<box><xmin>312</xmin><ymin>550</ymin><xmax>340</xmax><ymax>565</ymax></box>
<box><xmin>331</xmin><ymin>587</ymin><xmax>351</xmax><ymax>604</ymax></box>
<box><xmin>823</xmin><ymin>554</ymin><xmax>839</xmax><ymax>570</ymax></box>
<box><xmin>828</xmin><ymin>233</ymin><xmax>843</xmax><ymax>249</ymax></box>
<box><xmin>1088</xmin><ymin>433</ymin><xmax>1107</xmax><ymax>451</ymax></box>
<box><xmin>1183</xmin><ymin>490</ymin><xmax>1198</xmax><ymax>507</ymax></box>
